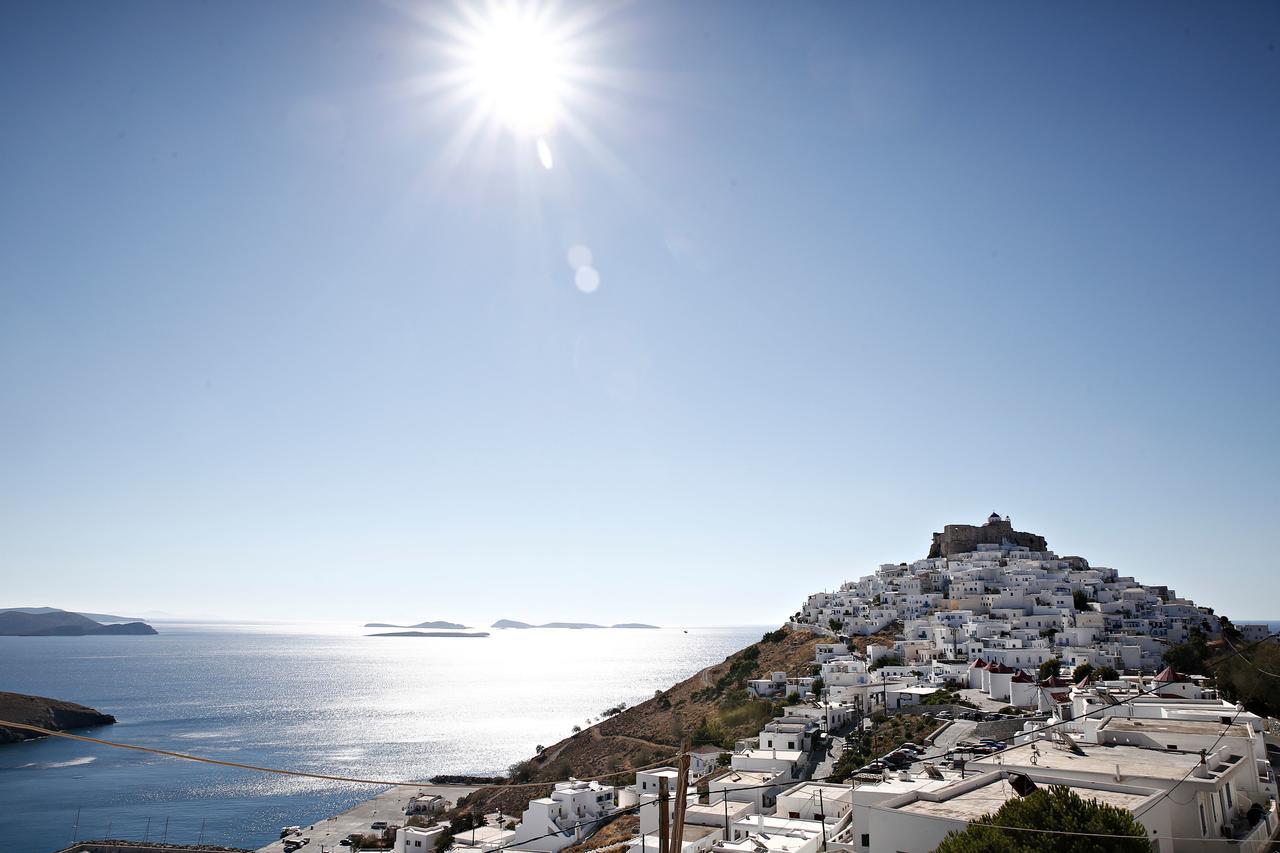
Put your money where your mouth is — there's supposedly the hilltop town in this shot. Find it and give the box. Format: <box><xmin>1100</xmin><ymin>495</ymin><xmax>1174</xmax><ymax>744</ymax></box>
<box><xmin>261</xmin><ymin>514</ymin><xmax>1278</xmax><ymax>853</ymax></box>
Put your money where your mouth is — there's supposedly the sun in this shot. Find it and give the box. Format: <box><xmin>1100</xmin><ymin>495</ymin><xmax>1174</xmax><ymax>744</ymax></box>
<box><xmin>462</xmin><ymin>5</ymin><xmax>565</xmax><ymax>137</ymax></box>
<box><xmin>405</xmin><ymin>0</ymin><xmax>626</xmax><ymax>175</ymax></box>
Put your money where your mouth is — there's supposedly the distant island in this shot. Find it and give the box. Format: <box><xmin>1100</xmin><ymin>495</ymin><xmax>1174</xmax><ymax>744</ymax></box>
<box><xmin>367</xmin><ymin>630</ymin><xmax>490</xmax><ymax>638</ymax></box>
<box><xmin>362</xmin><ymin>620</ymin><xmax>469</xmax><ymax>629</ymax></box>
<box><xmin>0</xmin><ymin>691</ymin><xmax>116</xmax><ymax>743</ymax></box>
<box><xmin>1</xmin><ymin>606</ymin><xmax>146</xmax><ymax>624</ymax></box>
<box><xmin>491</xmin><ymin>619</ymin><xmax>659</xmax><ymax>629</ymax></box>
<box><xmin>0</xmin><ymin>608</ymin><xmax>157</xmax><ymax>637</ymax></box>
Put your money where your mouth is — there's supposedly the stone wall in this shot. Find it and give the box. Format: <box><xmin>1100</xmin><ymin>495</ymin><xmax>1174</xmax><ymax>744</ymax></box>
<box><xmin>927</xmin><ymin>519</ymin><xmax>1048</xmax><ymax>559</ymax></box>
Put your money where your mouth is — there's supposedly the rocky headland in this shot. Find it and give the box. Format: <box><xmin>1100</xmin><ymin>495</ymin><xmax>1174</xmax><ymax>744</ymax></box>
<box><xmin>0</xmin><ymin>691</ymin><xmax>117</xmax><ymax>743</ymax></box>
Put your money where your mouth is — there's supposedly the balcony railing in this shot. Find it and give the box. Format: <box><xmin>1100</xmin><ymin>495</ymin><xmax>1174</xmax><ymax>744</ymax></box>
<box><xmin>1232</xmin><ymin>799</ymin><xmax>1278</xmax><ymax>853</ymax></box>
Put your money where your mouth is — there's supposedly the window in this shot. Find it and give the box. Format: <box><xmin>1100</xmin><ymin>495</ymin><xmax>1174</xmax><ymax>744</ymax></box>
<box><xmin>1200</xmin><ymin>803</ymin><xmax>1208</xmax><ymax>836</ymax></box>
<box><xmin>1225</xmin><ymin>782</ymin><xmax>1233</xmax><ymax>810</ymax></box>
<box><xmin>861</xmin><ymin>834</ymin><xmax>869</xmax><ymax>847</ymax></box>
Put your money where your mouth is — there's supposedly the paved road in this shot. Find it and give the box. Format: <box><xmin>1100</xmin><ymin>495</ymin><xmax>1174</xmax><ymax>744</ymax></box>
<box><xmin>925</xmin><ymin>720</ymin><xmax>976</xmax><ymax>759</ymax></box>
<box><xmin>257</xmin><ymin>785</ymin><xmax>479</xmax><ymax>853</ymax></box>
<box><xmin>810</xmin><ymin>735</ymin><xmax>846</xmax><ymax>780</ymax></box>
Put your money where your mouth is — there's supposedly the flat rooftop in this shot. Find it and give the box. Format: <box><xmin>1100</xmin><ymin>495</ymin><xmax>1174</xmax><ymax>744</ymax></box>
<box><xmin>1099</xmin><ymin>718</ymin><xmax>1252</xmax><ymax>738</ymax></box>
<box><xmin>637</xmin><ymin>826</ymin><xmax>718</xmax><ymax>844</ymax></box>
<box><xmin>737</xmin><ymin>749</ymin><xmax>804</xmax><ymax>761</ymax></box>
<box><xmin>780</xmin><ymin>781</ymin><xmax>855</xmax><ymax>795</ymax></box>
<box><xmin>686</xmin><ymin>800</ymin><xmax>754</xmax><ymax>822</ymax></box>
<box><xmin>896</xmin><ymin>778</ymin><xmax>1149</xmax><ymax>822</ymax></box>
<box><xmin>852</xmin><ymin>776</ymin><xmax>957</xmax><ymax>797</ymax></box>
<box><xmin>712</xmin><ymin>770</ymin><xmax>779</xmax><ymax>786</ymax></box>
<box><xmin>969</xmin><ymin>741</ymin><xmax>1225</xmax><ymax>782</ymax></box>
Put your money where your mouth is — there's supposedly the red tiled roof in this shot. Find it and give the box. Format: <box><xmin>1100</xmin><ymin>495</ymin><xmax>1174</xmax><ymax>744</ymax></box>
<box><xmin>1154</xmin><ymin>665</ymin><xmax>1180</xmax><ymax>683</ymax></box>
<box><xmin>971</xmin><ymin>658</ymin><xmax>988</xmax><ymax>669</ymax></box>
<box><xmin>987</xmin><ymin>663</ymin><xmax>1015</xmax><ymax>674</ymax></box>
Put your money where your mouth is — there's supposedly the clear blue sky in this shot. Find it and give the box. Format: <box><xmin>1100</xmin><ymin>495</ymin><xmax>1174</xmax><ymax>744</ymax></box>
<box><xmin>2</xmin><ymin>2</ymin><xmax>1278</xmax><ymax>625</ymax></box>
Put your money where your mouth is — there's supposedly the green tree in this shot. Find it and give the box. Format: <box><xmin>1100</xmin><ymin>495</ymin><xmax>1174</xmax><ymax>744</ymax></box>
<box><xmin>508</xmin><ymin>759</ymin><xmax>536</xmax><ymax>784</ymax></box>
<box><xmin>1072</xmin><ymin>590</ymin><xmax>1091</xmax><ymax>612</ymax></box>
<box><xmin>1163</xmin><ymin>630</ymin><xmax>1210</xmax><ymax>675</ymax></box>
<box><xmin>1216</xmin><ymin>641</ymin><xmax>1280</xmax><ymax>718</ymax></box>
<box><xmin>1071</xmin><ymin>663</ymin><xmax>1093</xmax><ymax>683</ymax></box>
<box><xmin>692</xmin><ymin>716</ymin><xmax>728</xmax><ymax>747</ymax></box>
<box><xmin>1094</xmin><ymin>665</ymin><xmax>1120</xmax><ymax>681</ymax></box>
<box><xmin>434</xmin><ymin>829</ymin><xmax>455</xmax><ymax>853</ymax></box>
<box><xmin>810</xmin><ymin>677</ymin><xmax>825</xmax><ymax>695</ymax></box>
<box><xmin>933</xmin><ymin>785</ymin><xmax>1149</xmax><ymax>853</ymax></box>
<box><xmin>1037</xmin><ymin>658</ymin><xmax>1062</xmax><ymax>681</ymax></box>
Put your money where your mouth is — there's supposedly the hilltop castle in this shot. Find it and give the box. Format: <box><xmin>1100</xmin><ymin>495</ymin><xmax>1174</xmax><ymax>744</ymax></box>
<box><xmin>927</xmin><ymin>512</ymin><xmax>1049</xmax><ymax>558</ymax></box>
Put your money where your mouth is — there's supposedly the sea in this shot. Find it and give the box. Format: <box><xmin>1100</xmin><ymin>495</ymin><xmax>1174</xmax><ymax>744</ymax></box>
<box><xmin>0</xmin><ymin>622</ymin><xmax>765</xmax><ymax>853</ymax></box>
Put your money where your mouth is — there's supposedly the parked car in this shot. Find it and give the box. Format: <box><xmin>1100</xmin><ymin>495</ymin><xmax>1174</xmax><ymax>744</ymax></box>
<box><xmin>371</xmin><ymin>821</ymin><xmax>388</xmax><ymax>831</ymax></box>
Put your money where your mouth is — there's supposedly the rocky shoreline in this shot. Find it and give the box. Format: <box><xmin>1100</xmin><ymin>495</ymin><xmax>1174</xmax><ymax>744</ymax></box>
<box><xmin>0</xmin><ymin>690</ymin><xmax>116</xmax><ymax>743</ymax></box>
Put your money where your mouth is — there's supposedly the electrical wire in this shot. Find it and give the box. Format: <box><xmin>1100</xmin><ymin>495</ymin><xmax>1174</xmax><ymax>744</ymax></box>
<box><xmin>0</xmin><ymin>720</ymin><xmax>681</xmax><ymax>790</ymax></box>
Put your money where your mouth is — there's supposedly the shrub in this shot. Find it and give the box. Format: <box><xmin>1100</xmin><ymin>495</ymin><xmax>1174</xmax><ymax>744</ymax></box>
<box><xmin>934</xmin><ymin>785</ymin><xmax>1149</xmax><ymax>852</ymax></box>
<box><xmin>508</xmin><ymin>759</ymin><xmax>536</xmax><ymax>784</ymax></box>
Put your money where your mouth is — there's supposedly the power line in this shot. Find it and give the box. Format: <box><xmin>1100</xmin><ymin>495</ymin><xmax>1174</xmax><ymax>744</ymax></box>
<box><xmin>1221</xmin><ymin>633</ymin><xmax>1280</xmax><ymax>679</ymax></box>
<box><xmin>955</xmin><ymin>630</ymin><xmax>1280</xmax><ymax>768</ymax></box>
<box><xmin>1131</xmin><ymin>705</ymin><xmax>1245</xmax><ymax>815</ymax></box>
<box><xmin>0</xmin><ymin>720</ymin><xmax>682</xmax><ymax>790</ymax></box>
<box><xmin>861</xmin><ymin>796</ymin><xmax>1269</xmax><ymax>844</ymax></box>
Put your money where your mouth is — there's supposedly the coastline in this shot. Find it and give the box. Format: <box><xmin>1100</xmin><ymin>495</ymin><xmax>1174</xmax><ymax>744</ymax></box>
<box><xmin>255</xmin><ymin>784</ymin><xmax>480</xmax><ymax>853</ymax></box>
<box><xmin>0</xmin><ymin>623</ymin><xmax>762</xmax><ymax>851</ymax></box>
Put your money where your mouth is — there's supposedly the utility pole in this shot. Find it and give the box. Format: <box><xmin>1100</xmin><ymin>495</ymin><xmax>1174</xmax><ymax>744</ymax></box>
<box><xmin>143</xmin><ymin>817</ymin><xmax>151</xmax><ymax>842</ymax></box>
<box><xmin>722</xmin><ymin>794</ymin><xmax>730</xmax><ymax>841</ymax></box>
<box><xmin>818</xmin><ymin>791</ymin><xmax>827</xmax><ymax>851</ymax></box>
<box><xmin>198</xmin><ymin>819</ymin><xmax>206</xmax><ymax>845</ymax></box>
<box><xmin>70</xmin><ymin>807</ymin><xmax>80</xmax><ymax>843</ymax></box>
<box><xmin>162</xmin><ymin>816</ymin><xmax>169</xmax><ymax>843</ymax></box>
<box><xmin>658</xmin><ymin>777</ymin><xmax>670</xmax><ymax>853</ymax></box>
<box><xmin>669</xmin><ymin>752</ymin><xmax>691</xmax><ymax>853</ymax></box>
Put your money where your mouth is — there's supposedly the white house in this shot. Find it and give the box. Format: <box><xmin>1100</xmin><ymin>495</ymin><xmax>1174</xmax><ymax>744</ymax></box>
<box><xmin>507</xmin><ymin>780</ymin><xmax>618</xmax><ymax>852</ymax></box>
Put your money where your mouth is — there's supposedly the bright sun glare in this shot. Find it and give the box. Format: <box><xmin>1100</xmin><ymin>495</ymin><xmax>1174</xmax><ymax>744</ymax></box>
<box><xmin>416</xmin><ymin>1</ymin><xmax>619</xmax><ymax>174</ymax></box>
<box><xmin>464</xmin><ymin>6</ymin><xmax>564</xmax><ymax>137</ymax></box>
